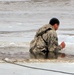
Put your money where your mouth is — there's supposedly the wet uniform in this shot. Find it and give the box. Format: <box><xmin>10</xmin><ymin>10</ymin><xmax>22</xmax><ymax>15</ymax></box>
<box><xmin>29</xmin><ymin>24</ymin><xmax>62</xmax><ymax>59</ymax></box>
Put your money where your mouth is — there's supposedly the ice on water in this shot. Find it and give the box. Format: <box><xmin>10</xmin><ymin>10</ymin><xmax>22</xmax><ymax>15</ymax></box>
<box><xmin>0</xmin><ymin>0</ymin><xmax>74</xmax><ymax>75</ymax></box>
<box><xmin>0</xmin><ymin>0</ymin><xmax>74</xmax><ymax>57</ymax></box>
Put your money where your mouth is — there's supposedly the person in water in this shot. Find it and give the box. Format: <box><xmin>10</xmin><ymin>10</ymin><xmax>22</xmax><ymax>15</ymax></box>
<box><xmin>29</xmin><ymin>18</ymin><xmax>66</xmax><ymax>59</ymax></box>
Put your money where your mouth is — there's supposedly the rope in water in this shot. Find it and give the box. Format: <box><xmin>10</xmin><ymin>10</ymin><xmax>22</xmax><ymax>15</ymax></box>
<box><xmin>3</xmin><ymin>59</ymin><xmax>74</xmax><ymax>75</ymax></box>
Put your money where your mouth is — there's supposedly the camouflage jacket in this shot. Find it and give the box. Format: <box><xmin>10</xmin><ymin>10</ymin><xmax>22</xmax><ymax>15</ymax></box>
<box><xmin>30</xmin><ymin>24</ymin><xmax>62</xmax><ymax>59</ymax></box>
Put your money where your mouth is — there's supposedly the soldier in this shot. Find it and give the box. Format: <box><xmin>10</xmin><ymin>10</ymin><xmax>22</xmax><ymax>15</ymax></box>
<box><xmin>29</xmin><ymin>18</ymin><xmax>66</xmax><ymax>59</ymax></box>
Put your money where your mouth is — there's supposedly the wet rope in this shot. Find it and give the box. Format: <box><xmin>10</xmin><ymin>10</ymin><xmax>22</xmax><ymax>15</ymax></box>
<box><xmin>3</xmin><ymin>59</ymin><xmax>74</xmax><ymax>75</ymax></box>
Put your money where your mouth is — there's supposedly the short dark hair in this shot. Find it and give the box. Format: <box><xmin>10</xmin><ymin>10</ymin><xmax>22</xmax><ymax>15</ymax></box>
<box><xmin>49</xmin><ymin>18</ymin><xmax>60</xmax><ymax>26</ymax></box>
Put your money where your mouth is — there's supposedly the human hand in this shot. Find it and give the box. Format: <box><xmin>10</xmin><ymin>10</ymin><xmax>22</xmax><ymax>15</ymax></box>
<box><xmin>60</xmin><ymin>42</ymin><xmax>66</xmax><ymax>49</ymax></box>
<box><xmin>60</xmin><ymin>53</ymin><xmax>66</xmax><ymax>58</ymax></box>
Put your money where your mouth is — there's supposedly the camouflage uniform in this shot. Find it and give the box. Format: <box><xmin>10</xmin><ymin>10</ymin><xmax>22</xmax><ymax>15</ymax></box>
<box><xmin>29</xmin><ymin>24</ymin><xmax>62</xmax><ymax>59</ymax></box>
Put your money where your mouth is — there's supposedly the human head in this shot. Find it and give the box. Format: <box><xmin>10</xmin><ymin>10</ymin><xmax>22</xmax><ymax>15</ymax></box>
<box><xmin>49</xmin><ymin>18</ymin><xmax>60</xmax><ymax>30</ymax></box>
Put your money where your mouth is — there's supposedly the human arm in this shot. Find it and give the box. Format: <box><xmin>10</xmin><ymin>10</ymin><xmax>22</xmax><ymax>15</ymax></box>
<box><xmin>47</xmin><ymin>30</ymin><xmax>66</xmax><ymax>51</ymax></box>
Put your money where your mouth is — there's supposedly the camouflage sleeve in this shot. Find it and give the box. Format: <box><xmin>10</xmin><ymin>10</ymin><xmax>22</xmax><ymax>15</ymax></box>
<box><xmin>47</xmin><ymin>30</ymin><xmax>62</xmax><ymax>51</ymax></box>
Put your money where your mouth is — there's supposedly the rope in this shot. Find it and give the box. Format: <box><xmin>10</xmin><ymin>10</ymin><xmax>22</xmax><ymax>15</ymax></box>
<box><xmin>3</xmin><ymin>59</ymin><xmax>74</xmax><ymax>75</ymax></box>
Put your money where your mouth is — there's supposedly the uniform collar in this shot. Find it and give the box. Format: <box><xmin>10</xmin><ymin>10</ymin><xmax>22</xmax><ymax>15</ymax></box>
<box><xmin>48</xmin><ymin>24</ymin><xmax>55</xmax><ymax>30</ymax></box>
